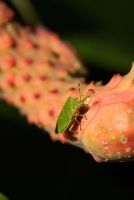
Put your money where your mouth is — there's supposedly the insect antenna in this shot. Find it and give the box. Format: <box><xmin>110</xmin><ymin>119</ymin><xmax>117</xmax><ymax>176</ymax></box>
<box><xmin>78</xmin><ymin>83</ymin><xmax>82</xmax><ymax>101</ymax></box>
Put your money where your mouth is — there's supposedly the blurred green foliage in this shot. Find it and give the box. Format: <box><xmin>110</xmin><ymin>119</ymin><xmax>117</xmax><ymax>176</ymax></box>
<box><xmin>10</xmin><ymin>0</ymin><xmax>134</xmax><ymax>73</ymax></box>
<box><xmin>0</xmin><ymin>193</ymin><xmax>9</xmax><ymax>200</ymax></box>
<box><xmin>9</xmin><ymin>0</ymin><xmax>134</xmax><ymax>73</ymax></box>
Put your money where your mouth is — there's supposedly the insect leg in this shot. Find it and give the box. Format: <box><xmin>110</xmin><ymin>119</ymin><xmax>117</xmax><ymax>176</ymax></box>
<box><xmin>68</xmin><ymin>117</ymin><xmax>80</xmax><ymax>132</ymax></box>
<box><xmin>74</xmin><ymin>116</ymin><xmax>82</xmax><ymax>130</ymax></box>
<box><xmin>68</xmin><ymin>121</ymin><xmax>76</xmax><ymax>132</ymax></box>
<box><xmin>78</xmin><ymin>83</ymin><xmax>81</xmax><ymax>101</ymax></box>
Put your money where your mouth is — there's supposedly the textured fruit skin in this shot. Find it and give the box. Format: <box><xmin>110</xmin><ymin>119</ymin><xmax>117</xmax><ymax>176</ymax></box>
<box><xmin>72</xmin><ymin>66</ymin><xmax>134</xmax><ymax>162</ymax></box>
<box><xmin>1</xmin><ymin>2</ymin><xmax>134</xmax><ymax>162</ymax></box>
<box><xmin>0</xmin><ymin>1</ymin><xmax>86</xmax><ymax>142</ymax></box>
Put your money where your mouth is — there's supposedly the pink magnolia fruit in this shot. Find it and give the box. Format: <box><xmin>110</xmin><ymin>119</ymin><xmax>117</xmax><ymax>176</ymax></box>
<box><xmin>1</xmin><ymin>2</ymin><xmax>134</xmax><ymax>162</ymax></box>
<box><xmin>0</xmin><ymin>1</ymin><xmax>85</xmax><ymax>141</ymax></box>
<box><xmin>62</xmin><ymin>66</ymin><xmax>134</xmax><ymax>162</ymax></box>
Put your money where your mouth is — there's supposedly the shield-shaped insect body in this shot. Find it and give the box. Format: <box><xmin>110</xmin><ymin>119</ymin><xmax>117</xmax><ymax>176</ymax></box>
<box><xmin>55</xmin><ymin>96</ymin><xmax>90</xmax><ymax>134</ymax></box>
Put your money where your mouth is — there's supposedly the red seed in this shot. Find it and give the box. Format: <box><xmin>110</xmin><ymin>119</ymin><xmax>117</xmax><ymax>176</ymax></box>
<box><xmin>39</xmin><ymin>75</ymin><xmax>47</xmax><ymax>81</ymax></box>
<box><xmin>5</xmin><ymin>35</ymin><xmax>14</xmax><ymax>48</ymax></box>
<box><xmin>68</xmin><ymin>87</ymin><xmax>76</xmax><ymax>91</ymax></box>
<box><xmin>7</xmin><ymin>8</ymin><xmax>14</xmax><ymax>20</ymax></box>
<box><xmin>88</xmin><ymin>89</ymin><xmax>95</xmax><ymax>94</ymax></box>
<box><xmin>19</xmin><ymin>95</ymin><xmax>26</xmax><ymax>103</ymax></box>
<box><xmin>23</xmin><ymin>74</ymin><xmax>31</xmax><ymax>82</ymax></box>
<box><xmin>23</xmin><ymin>57</ymin><xmax>33</xmax><ymax>65</ymax></box>
<box><xmin>6</xmin><ymin>79</ymin><xmax>15</xmax><ymax>87</ymax></box>
<box><xmin>49</xmin><ymin>109</ymin><xmax>55</xmax><ymax>116</ymax></box>
<box><xmin>33</xmin><ymin>92</ymin><xmax>41</xmax><ymax>99</ymax></box>
<box><xmin>49</xmin><ymin>89</ymin><xmax>58</xmax><ymax>94</ymax></box>
<box><xmin>6</xmin><ymin>56</ymin><xmax>16</xmax><ymax>67</ymax></box>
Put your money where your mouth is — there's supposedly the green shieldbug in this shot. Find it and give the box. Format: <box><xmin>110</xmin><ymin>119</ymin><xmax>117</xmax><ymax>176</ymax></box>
<box><xmin>55</xmin><ymin>89</ymin><xmax>93</xmax><ymax>134</ymax></box>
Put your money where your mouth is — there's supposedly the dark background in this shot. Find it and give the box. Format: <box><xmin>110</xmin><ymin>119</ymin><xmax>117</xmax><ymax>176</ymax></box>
<box><xmin>1</xmin><ymin>0</ymin><xmax>134</xmax><ymax>199</ymax></box>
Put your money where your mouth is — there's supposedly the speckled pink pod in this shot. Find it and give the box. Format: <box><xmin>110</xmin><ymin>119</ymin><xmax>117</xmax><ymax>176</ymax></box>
<box><xmin>69</xmin><ymin>66</ymin><xmax>134</xmax><ymax>162</ymax></box>
<box><xmin>0</xmin><ymin>2</ymin><xmax>86</xmax><ymax>141</ymax></box>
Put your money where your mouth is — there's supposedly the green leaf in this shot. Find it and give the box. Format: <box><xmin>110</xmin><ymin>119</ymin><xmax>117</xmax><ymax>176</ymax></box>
<box><xmin>64</xmin><ymin>33</ymin><xmax>133</xmax><ymax>73</ymax></box>
<box><xmin>0</xmin><ymin>193</ymin><xmax>9</xmax><ymax>200</ymax></box>
<box><xmin>9</xmin><ymin>0</ymin><xmax>42</xmax><ymax>23</ymax></box>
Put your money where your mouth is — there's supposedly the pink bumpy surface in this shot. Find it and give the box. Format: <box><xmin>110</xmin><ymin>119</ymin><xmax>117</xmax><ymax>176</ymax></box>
<box><xmin>69</xmin><ymin>66</ymin><xmax>134</xmax><ymax>162</ymax></box>
<box><xmin>0</xmin><ymin>2</ymin><xmax>85</xmax><ymax>141</ymax></box>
